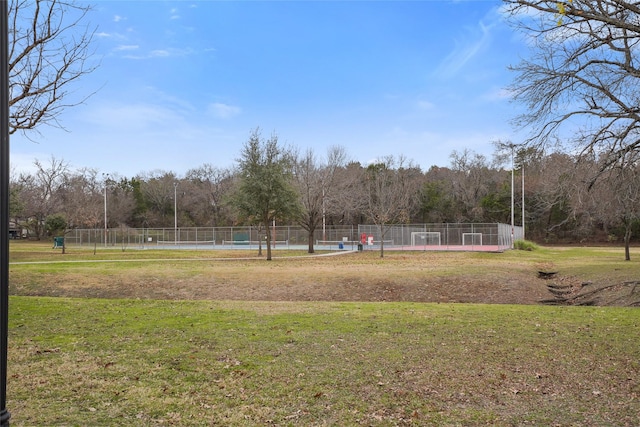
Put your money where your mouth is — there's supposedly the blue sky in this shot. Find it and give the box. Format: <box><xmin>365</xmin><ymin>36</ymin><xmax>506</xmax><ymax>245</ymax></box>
<box><xmin>11</xmin><ymin>0</ymin><xmax>527</xmax><ymax>177</ymax></box>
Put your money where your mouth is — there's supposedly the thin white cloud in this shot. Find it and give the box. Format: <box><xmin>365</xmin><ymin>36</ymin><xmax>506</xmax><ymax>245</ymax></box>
<box><xmin>122</xmin><ymin>47</ymin><xmax>194</xmax><ymax>60</ymax></box>
<box><xmin>82</xmin><ymin>103</ymin><xmax>188</xmax><ymax>133</ymax></box>
<box><xmin>143</xmin><ymin>87</ymin><xmax>197</xmax><ymax>113</ymax></box>
<box><xmin>434</xmin><ymin>7</ymin><xmax>503</xmax><ymax>78</ymax></box>
<box><xmin>417</xmin><ymin>100</ymin><xmax>435</xmax><ymax>110</ymax></box>
<box><xmin>208</xmin><ymin>103</ymin><xmax>242</xmax><ymax>119</ymax></box>
<box><xmin>113</xmin><ymin>15</ymin><xmax>124</xmax><ymax>23</ymax></box>
<box><xmin>435</xmin><ymin>21</ymin><xmax>493</xmax><ymax>77</ymax></box>
<box><xmin>150</xmin><ymin>49</ymin><xmax>170</xmax><ymax>57</ymax></box>
<box><xmin>114</xmin><ymin>44</ymin><xmax>139</xmax><ymax>52</ymax></box>
<box><xmin>98</xmin><ymin>31</ymin><xmax>129</xmax><ymax>43</ymax></box>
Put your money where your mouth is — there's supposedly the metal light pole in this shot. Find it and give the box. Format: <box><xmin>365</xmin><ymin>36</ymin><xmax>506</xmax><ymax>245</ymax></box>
<box><xmin>103</xmin><ymin>174</ymin><xmax>109</xmax><ymax>247</ymax></box>
<box><xmin>511</xmin><ymin>149</ymin><xmax>515</xmax><ymax>247</ymax></box>
<box><xmin>173</xmin><ymin>182</ymin><xmax>178</xmax><ymax>245</ymax></box>
<box><xmin>321</xmin><ymin>185</ymin><xmax>326</xmax><ymax>242</ymax></box>
<box><xmin>521</xmin><ymin>165</ymin><xmax>525</xmax><ymax>241</ymax></box>
<box><xmin>0</xmin><ymin>0</ymin><xmax>12</xmax><ymax>424</ymax></box>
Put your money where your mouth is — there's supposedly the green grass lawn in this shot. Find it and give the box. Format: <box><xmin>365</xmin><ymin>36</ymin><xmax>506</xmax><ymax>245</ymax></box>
<box><xmin>6</xmin><ymin>241</ymin><xmax>640</xmax><ymax>425</ymax></box>
<box><xmin>7</xmin><ymin>297</ymin><xmax>640</xmax><ymax>426</ymax></box>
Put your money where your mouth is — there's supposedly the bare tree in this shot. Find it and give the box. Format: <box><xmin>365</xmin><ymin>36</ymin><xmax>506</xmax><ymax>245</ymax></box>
<box><xmin>293</xmin><ymin>146</ymin><xmax>347</xmax><ymax>253</ymax></box>
<box><xmin>105</xmin><ymin>174</ymin><xmax>136</xmax><ymax>228</ymax></box>
<box><xmin>184</xmin><ymin>164</ymin><xmax>234</xmax><ymax>227</ymax></box>
<box><xmin>59</xmin><ymin>167</ymin><xmax>102</xmax><ymax>229</ymax></box>
<box><xmin>328</xmin><ymin>161</ymin><xmax>368</xmax><ymax>226</ymax></box>
<box><xmin>16</xmin><ymin>156</ymin><xmax>69</xmax><ymax>238</ymax></box>
<box><xmin>364</xmin><ymin>155</ymin><xmax>418</xmax><ymax>258</ymax></box>
<box><xmin>449</xmin><ymin>149</ymin><xmax>499</xmax><ymax>222</ymax></box>
<box><xmin>505</xmin><ymin>0</ymin><xmax>640</xmax><ymax>178</ymax></box>
<box><xmin>524</xmin><ymin>152</ymin><xmax>578</xmax><ymax>241</ymax></box>
<box><xmin>138</xmin><ymin>171</ymin><xmax>179</xmax><ymax>227</ymax></box>
<box><xmin>583</xmin><ymin>152</ymin><xmax>640</xmax><ymax>260</ymax></box>
<box><xmin>9</xmin><ymin>0</ymin><xmax>97</xmax><ymax>134</ymax></box>
<box><xmin>610</xmin><ymin>161</ymin><xmax>640</xmax><ymax>260</ymax></box>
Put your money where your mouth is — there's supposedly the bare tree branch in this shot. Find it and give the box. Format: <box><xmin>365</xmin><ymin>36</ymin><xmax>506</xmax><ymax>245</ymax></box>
<box><xmin>506</xmin><ymin>0</ymin><xmax>640</xmax><ymax>171</ymax></box>
<box><xmin>8</xmin><ymin>0</ymin><xmax>98</xmax><ymax>135</ymax></box>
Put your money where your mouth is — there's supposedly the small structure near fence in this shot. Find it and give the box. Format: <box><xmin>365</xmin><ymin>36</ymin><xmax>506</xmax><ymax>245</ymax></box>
<box><xmin>62</xmin><ymin>223</ymin><xmax>522</xmax><ymax>252</ymax></box>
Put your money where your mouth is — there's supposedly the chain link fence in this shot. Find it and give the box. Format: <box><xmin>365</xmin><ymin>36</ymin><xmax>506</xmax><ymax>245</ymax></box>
<box><xmin>357</xmin><ymin>223</ymin><xmax>521</xmax><ymax>251</ymax></box>
<box><xmin>64</xmin><ymin>223</ymin><xmax>521</xmax><ymax>251</ymax></box>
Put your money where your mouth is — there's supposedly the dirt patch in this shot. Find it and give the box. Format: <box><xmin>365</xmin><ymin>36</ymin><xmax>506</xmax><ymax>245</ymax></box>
<box><xmin>10</xmin><ymin>251</ymin><xmax>639</xmax><ymax>306</ymax></box>
<box><xmin>9</xmin><ymin>253</ymin><xmax>548</xmax><ymax>304</ymax></box>
<box><xmin>540</xmin><ymin>275</ymin><xmax>640</xmax><ymax>306</ymax></box>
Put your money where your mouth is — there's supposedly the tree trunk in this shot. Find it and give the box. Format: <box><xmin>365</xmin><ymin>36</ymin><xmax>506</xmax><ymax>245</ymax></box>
<box><xmin>624</xmin><ymin>225</ymin><xmax>632</xmax><ymax>261</ymax></box>
<box><xmin>265</xmin><ymin>226</ymin><xmax>272</xmax><ymax>261</ymax></box>
<box><xmin>307</xmin><ymin>229</ymin><xmax>315</xmax><ymax>254</ymax></box>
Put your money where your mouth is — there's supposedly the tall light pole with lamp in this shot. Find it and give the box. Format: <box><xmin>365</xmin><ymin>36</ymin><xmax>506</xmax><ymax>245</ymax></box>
<box><xmin>501</xmin><ymin>140</ymin><xmax>526</xmax><ymax>246</ymax></box>
<box><xmin>103</xmin><ymin>173</ymin><xmax>109</xmax><ymax>247</ymax></box>
<box><xmin>174</xmin><ymin>182</ymin><xmax>178</xmax><ymax>245</ymax></box>
<box><xmin>521</xmin><ymin>164</ymin><xmax>525</xmax><ymax>241</ymax></box>
<box><xmin>511</xmin><ymin>147</ymin><xmax>515</xmax><ymax>247</ymax></box>
<box><xmin>508</xmin><ymin>143</ymin><xmax>526</xmax><ymax>244</ymax></box>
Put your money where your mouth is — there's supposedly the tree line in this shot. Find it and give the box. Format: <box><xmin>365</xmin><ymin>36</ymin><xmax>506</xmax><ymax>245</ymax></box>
<box><xmin>10</xmin><ymin>130</ymin><xmax>640</xmax><ymax>256</ymax></box>
<box><xmin>7</xmin><ymin>0</ymin><xmax>640</xmax><ymax>259</ymax></box>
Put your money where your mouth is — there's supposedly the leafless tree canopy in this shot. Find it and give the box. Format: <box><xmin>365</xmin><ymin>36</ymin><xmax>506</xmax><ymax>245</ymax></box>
<box><xmin>364</xmin><ymin>155</ymin><xmax>422</xmax><ymax>257</ymax></box>
<box><xmin>293</xmin><ymin>146</ymin><xmax>348</xmax><ymax>253</ymax></box>
<box><xmin>8</xmin><ymin>0</ymin><xmax>97</xmax><ymax>135</ymax></box>
<box><xmin>505</xmin><ymin>0</ymin><xmax>640</xmax><ymax>172</ymax></box>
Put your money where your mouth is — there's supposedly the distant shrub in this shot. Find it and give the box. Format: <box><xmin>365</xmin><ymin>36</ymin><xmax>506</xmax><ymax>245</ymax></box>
<box><xmin>514</xmin><ymin>239</ymin><xmax>539</xmax><ymax>251</ymax></box>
